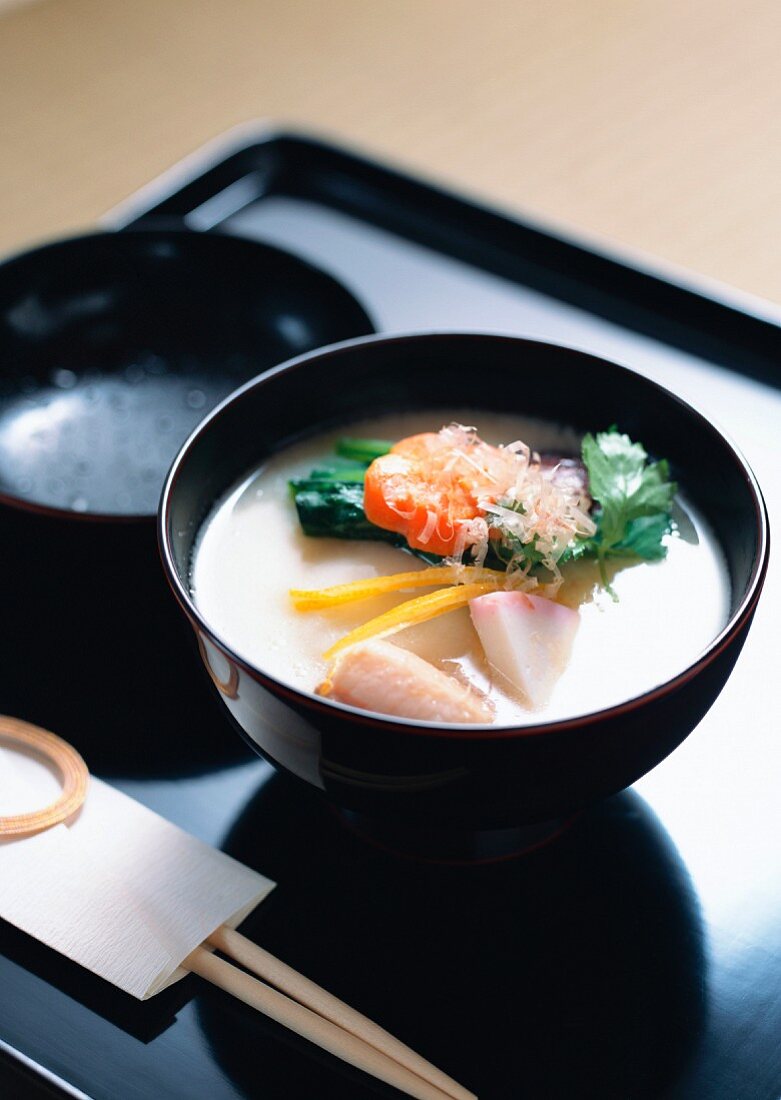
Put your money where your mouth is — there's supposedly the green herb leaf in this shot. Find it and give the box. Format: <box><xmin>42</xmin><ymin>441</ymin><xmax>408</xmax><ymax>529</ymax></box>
<box><xmin>335</xmin><ymin>437</ymin><xmax>393</xmax><ymax>463</ymax></box>
<box><xmin>579</xmin><ymin>428</ymin><xmax>677</xmax><ymax>569</ymax></box>
<box><xmin>291</xmin><ymin>465</ymin><xmax>367</xmax><ymax>488</ymax></box>
<box><xmin>611</xmin><ymin>514</ymin><xmax>673</xmax><ymax>560</ymax></box>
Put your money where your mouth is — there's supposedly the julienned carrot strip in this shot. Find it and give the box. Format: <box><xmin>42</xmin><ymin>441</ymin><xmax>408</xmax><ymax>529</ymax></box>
<box><xmin>290</xmin><ymin>566</ymin><xmax>505</xmax><ymax>611</ymax></box>
<box><xmin>322</xmin><ymin>582</ymin><xmax>500</xmax><ymax>661</ymax></box>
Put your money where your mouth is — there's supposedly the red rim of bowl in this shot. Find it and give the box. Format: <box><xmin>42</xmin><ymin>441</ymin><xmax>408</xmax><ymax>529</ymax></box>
<box><xmin>158</xmin><ymin>331</ymin><xmax>771</xmax><ymax>742</ymax></box>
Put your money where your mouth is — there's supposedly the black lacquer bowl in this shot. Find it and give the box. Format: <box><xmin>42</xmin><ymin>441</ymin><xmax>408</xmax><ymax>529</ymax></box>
<box><xmin>0</xmin><ymin>229</ymin><xmax>373</xmax><ymax>762</ymax></box>
<box><xmin>160</xmin><ymin>333</ymin><xmax>769</xmax><ymax>830</ymax></box>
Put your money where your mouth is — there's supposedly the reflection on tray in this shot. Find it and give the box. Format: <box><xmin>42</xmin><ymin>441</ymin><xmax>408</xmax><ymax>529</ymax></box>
<box><xmin>196</xmin><ymin>774</ymin><xmax>706</xmax><ymax>1100</ymax></box>
<box><xmin>0</xmin><ymin>921</ymin><xmax>189</xmax><ymax>1044</ymax></box>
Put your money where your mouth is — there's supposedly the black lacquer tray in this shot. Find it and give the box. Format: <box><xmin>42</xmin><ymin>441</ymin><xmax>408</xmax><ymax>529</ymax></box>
<box><xmin>2</xmin><ymin>127</ymin><xmax>779</xmax><ymax>1100</ymax></box>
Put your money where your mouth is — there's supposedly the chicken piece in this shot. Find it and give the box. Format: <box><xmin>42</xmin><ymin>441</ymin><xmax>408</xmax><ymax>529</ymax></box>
<box><xmin>319</xmin><ymin>640</ymin><xmax>493</xmax><ymax>724</ymax></box>
<box><xmin>470</xmin><ymin>590</ymin><xmax>580</xmax><ymax>708</ymax></box>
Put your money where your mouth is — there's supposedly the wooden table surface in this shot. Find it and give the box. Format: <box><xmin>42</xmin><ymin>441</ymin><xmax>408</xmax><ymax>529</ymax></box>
<box><xmin>2</xmin><ymin>0</ymin><xmax>781</xmax><ymax>302</ymax></box>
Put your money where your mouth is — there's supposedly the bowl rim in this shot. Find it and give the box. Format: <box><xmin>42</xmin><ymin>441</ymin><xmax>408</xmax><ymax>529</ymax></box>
<box><xmin>159</xmin><ymin>330</ymin><xmax>770</xmax><ymax>742</ymax></box>
<box><xmin>0</xmin><ymin>226</ymin><xmax>374</xmax><ymax>524</ymax></box>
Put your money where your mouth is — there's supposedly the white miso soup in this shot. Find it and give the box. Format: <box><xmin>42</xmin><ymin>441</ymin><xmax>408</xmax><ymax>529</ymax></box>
<box><xmin>191</xmin><ymin>411</ymin><xmax>731</xmax><ymax>725</ymax></box>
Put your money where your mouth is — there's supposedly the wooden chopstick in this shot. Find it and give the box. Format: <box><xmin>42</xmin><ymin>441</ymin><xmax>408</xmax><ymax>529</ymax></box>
<box><xmin>186</xmin><ymin>946</ymin><xmax>463</xmax><ymax>1100</ymax></box>
<box><xmin>207</xmin><ymin>925</ymin><xmax>474</xmax><ymax>1100</ymax></box>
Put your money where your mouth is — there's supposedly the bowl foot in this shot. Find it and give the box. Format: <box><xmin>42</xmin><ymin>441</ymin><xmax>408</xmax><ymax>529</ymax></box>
<box><xmin>333</xmin><ymin>808</ymin><xmax>579</xmax><ymax>865</ymax></box>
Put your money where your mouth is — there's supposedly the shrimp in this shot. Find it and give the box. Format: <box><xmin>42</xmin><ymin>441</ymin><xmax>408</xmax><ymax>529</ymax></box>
<box><xmin>363</xmin><ymin>426</ymin><xmax>519</xmax><ymax>557</ymax></box>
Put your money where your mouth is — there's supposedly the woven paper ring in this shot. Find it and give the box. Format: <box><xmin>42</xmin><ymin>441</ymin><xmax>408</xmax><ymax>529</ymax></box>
<box><xmin>0</xmin><ymin>716</ymin><xmax>89</xmax><ymax>837</ymax></box>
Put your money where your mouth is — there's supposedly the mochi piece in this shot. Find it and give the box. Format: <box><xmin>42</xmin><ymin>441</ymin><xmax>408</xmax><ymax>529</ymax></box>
<box><xmin>320</xmin><ymin>640</ymin><xmax>493</xmax><ymax>724</ymax></box>
<box><xmin>469</xmin><ymin>591</ymin><xmax>580</xmax><ymax>708</ymax></box>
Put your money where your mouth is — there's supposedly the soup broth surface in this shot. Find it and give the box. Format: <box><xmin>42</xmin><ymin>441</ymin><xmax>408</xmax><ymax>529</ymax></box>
<box><xmin>192</xmin><ymin>411</ymin><xmax>730</xmax><ymax>725</ymax></box>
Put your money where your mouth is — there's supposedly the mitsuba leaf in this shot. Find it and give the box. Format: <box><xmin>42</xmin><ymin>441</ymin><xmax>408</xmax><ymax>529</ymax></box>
<box><xmin>611</xmin><ymin>514</ymin><xmax>674</xmax><ymax>560</ymax></box>
<box><xmin>578</xmin><ymin>428</ymin><xmax>677</xmax><ymax>574</ymax></box>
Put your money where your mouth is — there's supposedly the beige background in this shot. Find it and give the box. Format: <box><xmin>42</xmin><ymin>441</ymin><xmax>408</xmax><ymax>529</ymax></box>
<box><xmin>2</xmin><ymin>0</ymin><xmax>781</xmax><ymax>302</ymax></box>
